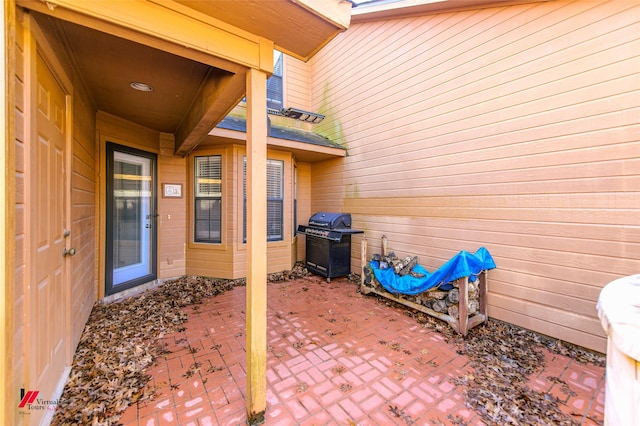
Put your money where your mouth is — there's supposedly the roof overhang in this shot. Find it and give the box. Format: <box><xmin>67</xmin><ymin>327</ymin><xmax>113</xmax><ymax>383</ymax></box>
<box><xmin>175</xmin><ymin>0</ymin><xmax>353</xmax><ymax>62</ymax></box>
<box><xmin>207</xmin><ymin>125</ymin><xmax>347</xmax><ymax>163</ymax></box>
<box><xmin>352</xmin><ymin>0</ymin><xmax>550</xmax><ymax>22</ymax></box>
<box><xmin>16</xmin><ymin>0</ymin><xmax>352</xmax><ymax>156</ymax></box>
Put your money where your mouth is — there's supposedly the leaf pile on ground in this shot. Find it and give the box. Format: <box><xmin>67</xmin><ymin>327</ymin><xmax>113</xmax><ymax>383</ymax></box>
<box><xmin>407</xmin><ymin>310</ymin><xmax>605</xmax><ymax>425</ymax></box>
<box><xmin>361</xmin><ymin>274</ymin><xmax>604</xmax><ymax>425</ymax></box>
<box><xmin>51</xmin><ymin>269</ymin><xmax>279</xmax><ymax>426</ymax></box>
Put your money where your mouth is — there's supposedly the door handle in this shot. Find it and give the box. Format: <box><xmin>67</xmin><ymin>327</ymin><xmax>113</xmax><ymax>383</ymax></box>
<box><xmin>63</xmin><ymin>247</ymin><xmax>76</xmax><ymax>257</ymax></box>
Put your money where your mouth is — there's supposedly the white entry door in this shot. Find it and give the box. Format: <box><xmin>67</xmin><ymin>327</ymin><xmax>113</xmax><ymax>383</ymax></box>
<box><xmin>27</xmin><ymin>48</ymin><xmax>72</xmax><ymax>425</ymax></box>
<box><xmin>106</xmin><ymin>144</ymin><xmax>157</xmax><ymax>295</ymax></box>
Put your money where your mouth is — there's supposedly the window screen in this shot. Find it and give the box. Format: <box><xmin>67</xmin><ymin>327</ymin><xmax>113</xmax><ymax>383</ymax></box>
<box><xmin>194</xmin><ymin>156</ymin><xmax>222</xmax><ymax>243</ymax></box>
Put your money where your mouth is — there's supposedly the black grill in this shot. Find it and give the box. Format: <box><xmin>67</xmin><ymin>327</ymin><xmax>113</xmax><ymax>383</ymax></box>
<box><xmin>297</xmin><ymin>212</ymin><xmax>364</xmax><ymax>281</ymax></box>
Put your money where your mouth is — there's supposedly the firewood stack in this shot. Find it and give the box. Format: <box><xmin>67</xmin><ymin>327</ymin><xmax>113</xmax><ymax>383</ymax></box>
<box><xmin>364</xmin><ymin>251</ymin><xmax>481</xmax><ymax>319</ymax></box>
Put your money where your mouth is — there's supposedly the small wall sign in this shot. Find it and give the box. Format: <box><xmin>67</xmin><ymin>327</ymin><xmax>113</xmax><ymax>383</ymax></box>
<box><xmin>163</xmin><ymin>183</ymin><xmax>182</xmax><ymax>198</ymax></box>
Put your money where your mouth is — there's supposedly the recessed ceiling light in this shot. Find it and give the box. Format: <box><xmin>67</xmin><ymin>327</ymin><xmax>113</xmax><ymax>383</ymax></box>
<box><xmin>130</xmin><ymin>81</ymin><xmax>153</xmax><ymax>92</ymax></box>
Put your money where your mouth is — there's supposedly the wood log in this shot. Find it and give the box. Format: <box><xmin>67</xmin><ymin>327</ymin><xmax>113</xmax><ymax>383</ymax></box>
<box><xmin>448</xmin><ymin>305</ymin><xmax>459</xmax><ymax>319</ymax></box>
<box><xmin>398</xmin><ymin>256</ymin><xmax>419</xmax><ymax>276</ymax></box>
<box><xmin>426</xmin><ymin>290</ymin><xmax>448</xmax><ymax>300</ymax></box>
<box><xmin>447</xmin><ymin>288</ymin><xmax>459</xmax><ymax>304</ymax></box>
<box><xmin>468</xmin><ymin>300</ymin><xmax>479</xmax><ymax>314</ymax></box>
<box><xmin>432</xmin><ymin>299</ymin><xmax>448</xmax><ymax>313</ymax></box>
<box><xmin>363</xmin><ymin>265</ymin><xmax>373</xmax><ymax>285</ymax></box>
<box><xmin>392</xmin><ymin>259</ymin><xmax>403</xmax><ymax>274</ymax></box>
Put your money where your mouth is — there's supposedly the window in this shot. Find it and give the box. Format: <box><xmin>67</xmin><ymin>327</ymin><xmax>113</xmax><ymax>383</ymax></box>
<box><xmin>243</xmin><ymin>157</ymin><xmax>284</xmax><ymax>242</ymax></box>
<box><xmin>267</xmin><ymin>51</ymin><xmax>283</xmax><ymax>110</ymax></box>
<box><xmin>194</xmin><ymin>156</ymin><xmax>222</xmax><ymax>243</ymax></box>
<box><xmin>293</xmin><ymin>165</ymin><xmax>297</xmax><ymax>236</ymax></box>
<box><xmin>267</xmin><ymin>159</ymin><xmax>284</xmax><ymax>241</ymax></box>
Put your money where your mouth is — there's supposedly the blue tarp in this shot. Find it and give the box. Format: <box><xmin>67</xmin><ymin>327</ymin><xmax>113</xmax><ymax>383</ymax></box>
<box><xmin>369</xmin><ymin>247</ymin><xmax>496</xmax><ymax>295</ymax></box>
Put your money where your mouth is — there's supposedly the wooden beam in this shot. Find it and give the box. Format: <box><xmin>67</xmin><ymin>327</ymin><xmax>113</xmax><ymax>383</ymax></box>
<box><xmin>174</xmin><ymin>37</ymin><xmax>273</xmax><ymax>157</ymax></box>
<box><xmin>16</xmin><ymin>0</ymin><xmax>268</xmax><ymax>71</ymax></box>
<box><xmin>245</xmin><ymin>67</ymin><xmax>268</xmax><ymax>424</ymax></box>
<box><xmin>173</xmin><ymin>69</ymin><xmax>245</xmax><ymax>157</ymax></box>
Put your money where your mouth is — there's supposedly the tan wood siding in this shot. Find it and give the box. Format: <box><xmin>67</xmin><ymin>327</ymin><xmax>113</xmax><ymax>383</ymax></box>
<box><xmin>13</xmin><ymin>11</ymin><xmax>26</xmax><ymax>416</ymax></box>
<box><xmin>308</xmin><ymin>0</ymin><xmax>640</xmax><ymax>352</ymax></box>
<box><xmin>158</xmin><ymin>134</ymin><xmax>187</xmax><ymax>279</ymax></box>
<box><xmin>285</xmin><ymin>55</ymin><xmax>311</xmax><ymax>111</ymax></box>
<box><xmin>69</xmin><ymin>74</ymin><xmax>97</xmax><ymax>350</ymax></box>
<box><xmin>295</xmin><ymin>162</ymin><xmax>312</xmax><ymax>262</ymax></box>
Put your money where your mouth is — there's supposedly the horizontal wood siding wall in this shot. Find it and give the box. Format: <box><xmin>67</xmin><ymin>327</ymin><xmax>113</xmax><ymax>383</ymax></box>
<box><xmin>308</xmin><ymin>0</ymin><xmax>640</xmax><ymax>352</ymax></box>
<box><xmin>158</xmin><ymin>134</ymin><xmax>187</xmax><ymax>279</ymax></box>
<box><xmin>296</xmin><ymin>163</ymin><xmax>312</xmax><ymax>262</ymax></box>
<box><xmin>13</xmin><ymin>11</ymin><xmax>26</xmax><ymax>412</ymax></box>
<box><xmin>69</xmin><ymin>65</ymin><xmax>97</xmax><ymax>349</ymax></box>
<box><xmin>284</xmin><ymin>55</ymin><xmax>310</xmax><ymax>111</ymax></box>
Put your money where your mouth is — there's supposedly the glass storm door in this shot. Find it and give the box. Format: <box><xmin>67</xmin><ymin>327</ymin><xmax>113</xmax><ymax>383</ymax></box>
<box><xmin>106</xmin><ymin>143</ymin><xmax>157</xmax><ymax>295</ymax></box>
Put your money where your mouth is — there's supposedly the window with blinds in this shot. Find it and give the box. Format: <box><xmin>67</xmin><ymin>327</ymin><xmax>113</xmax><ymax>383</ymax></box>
<box><xmin>243</xmin><ymin>157</ymin><xmax>284</xmax><ymax>242</ymax></box>
<box><xmin>194</xmin><ymin>155</ymin><xmax>222</xmax><ymax>243</ymax></box>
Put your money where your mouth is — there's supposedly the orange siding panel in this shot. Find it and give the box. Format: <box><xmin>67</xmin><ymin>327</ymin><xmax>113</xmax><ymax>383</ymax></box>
<box><xmin>158</xmin><ymin>136</ymin><xmax>187</xmax><ymax>279</ymax></box>
<box><xmin>307</xmin><ymin>0</ymin><xmax>640</xmax><ymax>352</ymax></box>
<box><xmin>13</xmin><ymin>11</ymin><xmax>27</xmax><ymax>413</ymax></box>
<box><xmin>285</xmin><ymin>55</ymin><xmax>310</xmax><ymax>111</ymax></box>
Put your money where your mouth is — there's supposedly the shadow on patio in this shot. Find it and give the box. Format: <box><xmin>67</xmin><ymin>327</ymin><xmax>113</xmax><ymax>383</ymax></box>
<box><xmin>52</xmin><ymin>272</ymin><xmax>605</xmax><ymax>426</ymax></box>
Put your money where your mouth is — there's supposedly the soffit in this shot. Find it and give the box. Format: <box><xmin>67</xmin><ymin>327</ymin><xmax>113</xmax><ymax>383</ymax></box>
<box><xmin>174</xmin><ymin>0</ymin><xmax>351</xmax><ymax>61</ymax></box>
<box><xmin>19</xmin><ymin>0</ymin><xmax>351</xmax><ymax>156</ymax></box>
<box><xmin>34</xmin><ymin>14</ymin><xmax>218</xmax><ymax>134</ymax></box>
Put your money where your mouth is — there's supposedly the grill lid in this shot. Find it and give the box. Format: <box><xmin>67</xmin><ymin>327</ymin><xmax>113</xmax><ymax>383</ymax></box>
<box><xmin>308</xmin><ymin>212</ymin><xmax>351</xmax><ymax>229</ymax></box>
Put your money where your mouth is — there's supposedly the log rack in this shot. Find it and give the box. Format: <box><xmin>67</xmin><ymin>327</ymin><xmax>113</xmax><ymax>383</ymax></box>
<box><xmin>359</xmin><ymin>236</ymin><xmax>488</xmax><ymax>336</ymax></box>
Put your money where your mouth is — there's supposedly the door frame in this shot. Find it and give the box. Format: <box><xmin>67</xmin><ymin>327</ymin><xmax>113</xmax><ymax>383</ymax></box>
<box><xmin>22</xmin><ymin>12</ymin><xmax>75</xmax><ymax>424</ymax></box>
<box><xmin>104</xmin><ymin>142</ymin><xmax>158</xmax><ymax>296</ymax></box>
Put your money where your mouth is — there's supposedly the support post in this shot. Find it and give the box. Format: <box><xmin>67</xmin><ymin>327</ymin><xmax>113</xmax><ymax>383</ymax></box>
<box><xmin>361</xmin><ymin>236</ymin><xmax>367</xmax><ymax>286</ymax></box>
<box><xmin>458</xmin><ymin>277</ymin><xmax>469</xmax><ymax>335</ymax></box>
<box><xmin>245</xmin><ymin>67</ymin><xmax>267</xmax><ymax>425</ymax></box>
<box><xmin>479</xmin><ymin>271</ymin><xmax>488</xmax><ymax>318</ymax></box>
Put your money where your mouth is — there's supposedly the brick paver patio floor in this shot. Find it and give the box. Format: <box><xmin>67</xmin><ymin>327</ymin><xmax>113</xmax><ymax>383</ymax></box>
<box><xmin>118</xmin><ymin>275</ymin><xmax>605</xmax><ymax>425</ymax></box>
